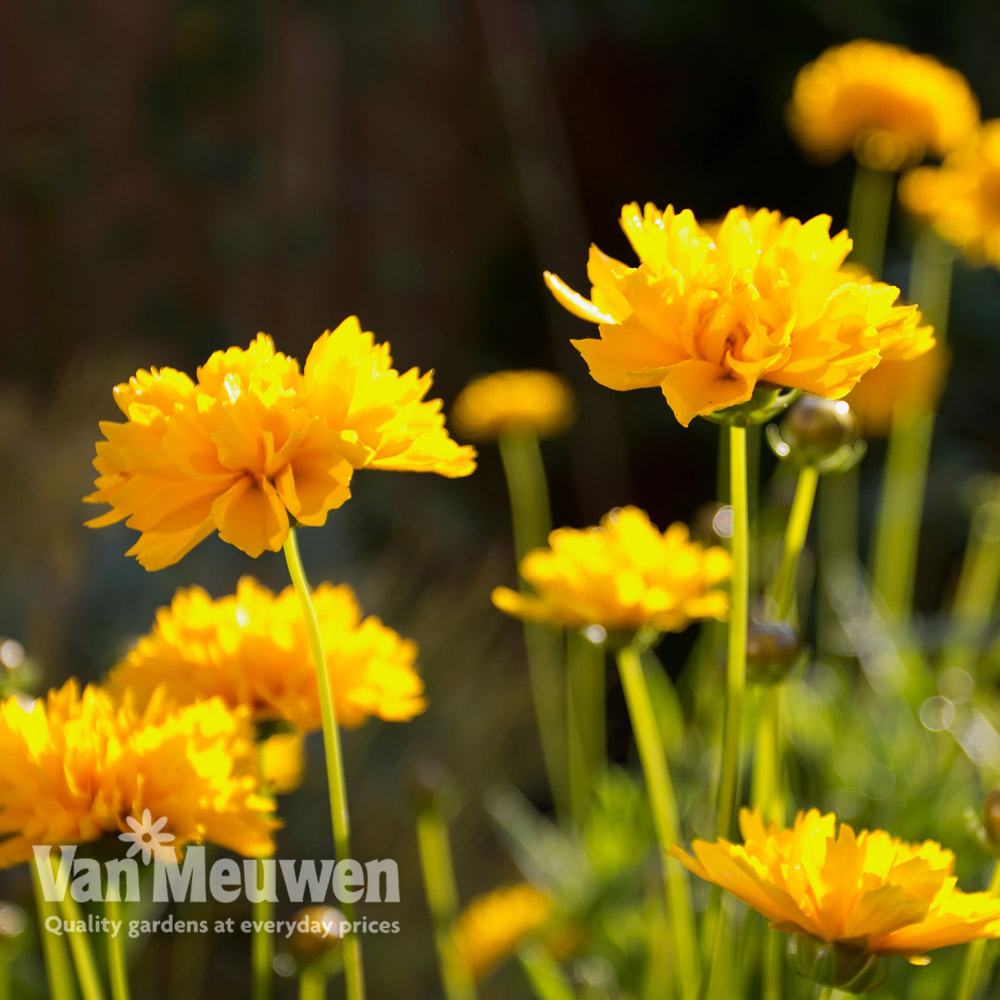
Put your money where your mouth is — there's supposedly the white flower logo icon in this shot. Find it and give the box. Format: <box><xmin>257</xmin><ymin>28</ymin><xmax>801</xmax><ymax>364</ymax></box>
<box><xmin>119</xmin><ymin>810</ymin><xmax>176</xmax><ymax>864</ymax></box>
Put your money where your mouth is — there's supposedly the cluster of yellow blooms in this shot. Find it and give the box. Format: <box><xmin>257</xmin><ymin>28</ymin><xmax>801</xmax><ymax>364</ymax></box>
<box><xmin>85</xmin><ymin>317</ymin><xmax>475</xmax><ymax>569</ymax></box>
<box><xmin>452</xmin><ymin>370</ymin><xmax>574</xmax><ymax>441</ymax></box>
<box><xmin>109</xmin><ymin>577</ymin><xmax>425</xmax><ymax>732</ymax></box>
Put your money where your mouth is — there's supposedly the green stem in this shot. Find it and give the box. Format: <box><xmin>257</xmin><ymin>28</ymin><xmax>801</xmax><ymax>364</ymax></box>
<box><xmin>816</xmin><ymin>466</ymin><xmax>858</xmax><ymax>659</ymax></box>
<box><xmin>498</xmin><ymin>431</ymin><xmax>568</xmax><ymax>820</ymax></box>
<box><xmin>517</xmin><ymin>942</ymin><xmax>576</xmax><ymax>1000</ymax></box>
<box><xmin>770</xmin><ymin>464</ymin><xmax>819</xmax><ymax>623</ymax></box>
<box><xmin>299</xmin><ymin>966</ymin><xmax>327</xmax><ymax>1000</ymax></box>
<box><xmin>105</xmin><ymin>892</ymin><xmax>129</xmax><ymax>1000</ymax></box>
<box><xmin>415</xmin><ymin>807</ymin><xmax>477</xmax><ymax>1000</ymax></box>
<box><xmin>717</xmin><ymin>424</ymin><xmax>749</xmax><ymax>839</ymax></box>
<box><xmin>847</xmin><ymin>166</ymin><xmax>894</xmax><ymax>278</ymax></box>
<box><xmin>31</xmin><ymin>862</ymin><xmax>77</xmax><ymax>1000</ymax></box>
<box><xmin>282</xmin><ymin>528</ymin><xmax>365</xmax><ymax>1000</ymax></box>
<box><xmin>58</xmin><ymin>890</ymin><xmax>106</xmax><ymax>1000</ymax></box>
<box><xmin>815</xmin><ymin>986</ymin><xmax>834</xmax><ymax>1000</ymax></box>
<box><xmin>251</xmin><ymin>863</ymin><xmax>275</xmax><ymax>1000</ymax></box>
<box><xmin>616</xmin><ymin>643</ymin><xmax>699</xmax><ymax>1000</ymax></box>
<box><xmin>566</xmin><ymin>630</ymin><xmax>606</xmax><ymax>827</ymax></box>
<box><xmin>955</xmin><ymin>861</ymin><xmax>1000</xmax><ymax>1000</ymax></box>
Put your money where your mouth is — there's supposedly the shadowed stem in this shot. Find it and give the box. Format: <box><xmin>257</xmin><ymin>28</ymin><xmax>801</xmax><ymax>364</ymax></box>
<box><xmin>517</xmin><ymin>942</ymin><xmax>576</xmax><ymax>1000</ymax></box>
<box><xmin>617</xmin><ymin>642</ymin><xmax>699</xmax><ymax>1000</ymax></box>
<box><xmin>566</xmin><ymin>630</ymin><xmax>606</xmax><ymax>827</ymax></box>
<box><xmin>771</xmin><ymin>465</ymin><xmax>819</xmax><ymax>621</ymax></box>
<box><xmin>955</xmin><ymin>861</ymin><xmax>1000</xmax><ymax>1000</ymax></box>
<box><xmin>299</xmin><ymin>967</ymin><xmax>327</xmax><ymax>1000</ymax></box>
<box><xmin>31</xmin><ymin>863</ymin><xmax>76</xmax><ymax>1000</ymax></box>
<box><xmin>105</xmin><ymin>891</ymin><xmax>129</xmax><ymax>1000</ymax></box>
<box><xmin>283</xmin><ymin>528</ymin><xmax>365</xmax><ymax>1000</ymax></box>
<box><xmin>251</xmin><ymin>862</ymin><xmax>275</xmax><ymax>1000</ymax></box>
<box><xmin>847</xmin><ymin>166</ymin><xmax>894</xmax><ymax>278</ymax></box>
<box><xmin>415</xmin><ymin>805</ymin><xmax>477</xmax><ymax>1000</ymax></box>
<box><xmin>58</xmin><ymin>888</ymin><xmax>105</xmax><ymax>1000</ymax></box>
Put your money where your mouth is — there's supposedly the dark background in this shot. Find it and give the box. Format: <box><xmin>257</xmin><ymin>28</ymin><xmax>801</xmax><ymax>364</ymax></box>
<box><xmin>3</xmin><ymin>1</ymin><xmax>1000</xmax><ymax>996</ymax></box>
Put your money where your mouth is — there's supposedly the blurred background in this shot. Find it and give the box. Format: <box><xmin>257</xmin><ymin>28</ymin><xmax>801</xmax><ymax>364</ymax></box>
<box><xmin>4</xmin><ymin>0</ymin><xmax>1000</xmax><ymax>995</ymax></box>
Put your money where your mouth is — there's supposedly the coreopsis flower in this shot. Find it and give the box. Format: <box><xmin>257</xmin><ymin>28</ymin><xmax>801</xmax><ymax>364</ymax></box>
<box><xmin>259</xmin><ymin>733</ymin><xmax>306</xmax><ymax>795</ymax></box>
<box><xmin>492</xmin><ymin>506</ymin><xmax>731</xmax><ymax>633</ymax></box>
<box><xmin>544</xmin><ymin>204</ymin><xmax>928</xmax><ymax>427</ymax></box>
<box><xmin>671</xmin><ymin>808</ymin><xmax>1000</xmax><ymax>992</ymax></box>
<box><xmin>108</xmin><ymin>576</ymin><xmax>425</xmax><ymax>732</ymax></box>
<box><xmin>452</xmin><ymin>884</ymin><xmax>554</xmax><ymax>981</ymax></box>
<box><xmin>451</xmin><ymin>370</ymin><xmax>574</xmax><ymax>441</ymax></box>
<box><xmin>0</xmin><ymin>681</ymin><xmax>276</xmax><ymax>867</ymax></box>
<box><xmin>85</xmin><ymin>319</ymin><xmax>476</xmax><ymax>570</ymax></box>
<box><xmin>900</xmin><ymin>121</ymin><xmax>1000</xmax><ymax>268</ymax></box>
<box><xmin>788</xmin><ymin>40</ymin><xmax>979</xmax><ymax>171</ymax></box>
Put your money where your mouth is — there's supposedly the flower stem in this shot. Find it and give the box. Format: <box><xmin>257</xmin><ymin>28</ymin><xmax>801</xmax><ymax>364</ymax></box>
<box><xmin>956</xmin><ymin>861</ymin><xmax>1000</xmax><ymax>1000</ymax></box>
<box><xmin>299</xmin><ymin>966</ymin><xmax>327</xmax><ymax>1000</ymax></box>
<box><xmin>717</xmin><ymin>424</ymin><xmax>749</xmax><ymax>840</ymax></box>
<box><xmin>771</xmin><ymin>464</ymin><xmax>819</xmax><ymax>622</ymax></box>
<box><xmin>847</xmin><ymin>165</ymin><xmax>894</xmax><ymax>278</ymax></box>
<box><xmin>566</xmin><ymin>630</ymin><xmax>606</xmax><ymax>828</ymax></box>
<box><xmin>815</xmin><ymin>986</ymin><xmax>834</xmax><ymax>1000</ymax></box>
<box><xmin>816</xmin><ymin>465</ymin><xmax>858</xmax><ymax>658</ymax></box>
<box><xmin>616</xmin><ymin>642</ymin><xmax>699</xmax><ymax>1000</ymax></box>
<box><xmin>415</xmin><ymin>804</ymin><xmax>477</xmax><ymax>1000</ymax></box>
<box><xmin>283</xmin><ymin>528</ymin><xmax>365</xmax><ymax>1000</ymax></box>
<box><xmin>251</xmin><ymin>862</ymin><xmax>275</xmax><ymax>1000</ymax></box>
<box><xmin>517</xmin><ymin>942</ymin><xmax>576</xmax><ymax>1000</ymax></box>
<box><xmin>31</xmin><ymin>862</ymin><xmax>76</xmax><ymax>1000</ymax></box>
<box><xmin>58</xmin><ymin>889</ymin><xmax>106</xmax><ymax>1000</ymax></box>
<box><xmin>105</xmin><ymin>891</ymin><xmax>129</xmax><ymax>1000</ymax></box>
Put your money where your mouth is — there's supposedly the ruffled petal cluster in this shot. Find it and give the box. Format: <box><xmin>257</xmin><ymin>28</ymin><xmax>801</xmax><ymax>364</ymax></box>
<box><xmin>108</xmin><ymin>576</ymin><xmax>426</xmax><ymax>732</ymax></box>
<box><xmin>492</xmin><ymin>506</ymin><xmax>731</xmax><ymax>632</ymax></box>
<box><xmin>901</xmin><ymin>121</ymin><xmax>1000</xmax><ymax>268</ymax></box>
<box><xmin>545</xmin><ymin>204</ymin><xmax>929</xmax><ymax>427</ymax></box>
<box><xmin>451</xmin><ymin>370</ymin><xmax>575</xmax><ymax>441</ymax></box>
<box><xmin>671</xmin><ymin>808</ymin><xmax>1000</xmax><ymax>962</ymax></box>
<box><xmin>0</xmin><ymin>681</ymin><xmax>276</xmax><ymax>867</ymax></box>
<box><xmin>86</xmin><ymin>319</ymin><xmax>476</xmax><ymax>569</ymax></box>
<box><xmin>788</xmin><ymin>40</ymin><xmax>979</xmax><ymax>171</ymax></box>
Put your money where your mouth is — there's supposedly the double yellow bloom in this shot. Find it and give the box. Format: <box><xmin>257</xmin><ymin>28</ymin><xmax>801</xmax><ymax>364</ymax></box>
<box><xmin>86</xmin><ymin>317</ymin><xmax>476</xmax><ymax>569</ymax></box>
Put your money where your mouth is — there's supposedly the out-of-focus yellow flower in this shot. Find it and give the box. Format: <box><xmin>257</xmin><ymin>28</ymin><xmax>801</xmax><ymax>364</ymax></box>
<box><xmin>451</xmin><ymin>370</ymin><xmax>574</xmax><ymax>441</ymax></box>
<box><xmin>108</xmin><ymin>577</ymin><xmax>425</xmax><ymax>732</ymax></box>
<box><xmin>671</xmin><ymin>809</ymin><xmax>1000</xmax><ymax>969</ymax></box>
<box><xmin>259</xmin><ymin>732</ymin><xmax>306</xmax><ymax>795</ymax></box>
<box><xmin>0</xmin><ymin>681</ymin><xmax>276</xmax><ymax>867</ymax></box>
<box><xmin>492</xmin><ymin>506</ymin><xmax>731</xmax><ymax>633</ymax></box>
<box><xmin>85</xmin><ymin>319</ymin><xmax>476</xmax><ymax>570</ymax></box>
<box><xmin>901</xmin><ymin>121</ymin><xmax>1000</xmax><ymax>267</ymax></box>
<box><xmin>545</xmin><ymin>204</ymin><xmax>927</xmax><ymax>427</ymax></box>
<box><xmin>788</xmin><ymin>40</ymin><xmax>979</xmax><ymax>171</ymax></box>
<box><xmin>452</xmin><ymin>884</ymin><xmax>554</xmax><ymax>981</ymax></box>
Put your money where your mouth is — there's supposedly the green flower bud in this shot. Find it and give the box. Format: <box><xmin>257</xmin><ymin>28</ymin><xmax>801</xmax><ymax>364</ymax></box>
<box><xmin>789</xmin><ymin>934</ymin><xmax>890</xmax><ymax>994</ymax></box>
<box><xmin>984</xmin><ymin>788</ymin><xmax>1000</xmax><ymax>846</ymax></box>
<box><xmin>746</xmin><ymin>621</ymin><xmax>801</xmax><ymax>684</ymax></box>
<box><xmin>287</xmin><ymin>906</ymin><xmax>345</xmax><ymax>966</ymax></box>
<box><xmin>768</xmin><ymin>395</ymin><xmax>865</xmax><ymax>473</ymax></box>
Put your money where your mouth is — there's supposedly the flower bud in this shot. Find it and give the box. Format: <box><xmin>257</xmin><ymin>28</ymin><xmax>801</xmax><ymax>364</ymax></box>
<box><xmin>773</xmin><ymin>395</ymin><xmax>860</xmax><ymax>471</ymax></box>
<box><xmin>287</xmin><ymin>906</ymin><xmax>345</xmax><ymax>966</ymax></box>
<box><xmin>789</xmin><ymin>934</ymin><xmax>890</xmax><ymax>994</ymax></box>
<box><xmin>984</xmin><ymin>789</ymin><xmax>1000</xmax><ymax>846</ymax></box>
<box><xmin>408</xmin><ymin>759</ymin><xmax>454</xmax><ymax>813</ymax></box>
<box><xmin>746</xmin><ymin>621</ymin><xmax>801</xmax><ymax>684</ymax></box>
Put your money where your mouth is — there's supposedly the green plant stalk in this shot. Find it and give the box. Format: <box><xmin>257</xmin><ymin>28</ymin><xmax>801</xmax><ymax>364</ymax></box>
<box><xmin>32</xmin><ymin>862</ymin><xmax>77</xmax><ymax>1000</ymax></box>
<box><xmin>816</xmin><ymin>465</ymin><xmax>858</xmax><ymax>658</ymax></box>
<box><xmin>771</xmin><ymin>465</ymin><xmax>819</xmax><ymax>622</ymax></box>
<box><xmin>498</xmin><ymin>431</ymin><xmax>568</xmax><ymax>820</ymax></box>
<box><xmin>815</xmin><ymin>986</ymin><xmax>834</xmax><ymax>1000</ymax></box>
<box><xmin>58</xmin><ymin>888</ymin><xmax>106</xmax><ymax>1000</ymax></box>
<box><xmin>251</xmin><ymin>862</ymin><xmax>275</xmax><ymax>1000</ymax></box>
<box><xmin>105</xmin><ymin>891</ymin><xmax>129</xmax><ymax>1000</ymax></box>
<box><xmin>955</xmin><ymin>861</ymin><xmax>1000</xmax><ymax>1000</ymax></box>
<box><xmin>846</xmin><ymin>166</ymin><xmax>894</xmax><ymax>278</ymax></box>
<box><xmin>415</xmin><ymin>806</ymin><xmax>477</xmax><ymax>1000</ymax></box>
<box><xmin>566</xmin><ymin>630</ymin><xmax>606</xmax><ymax>827</ymax></box>
<box><xmin>299</xmin><ymin>966</ymin><xmax>327</xmax><ymax>1000</ymax></box>
<box><xmin>942</xmin><ymin>483</ymin><xmax>1000</xmax><ymax>679</ymax></box>
<box><xmin>617</xmin><ymin>642</ymin><xmax>699</xmax><ymax>1000</ymax></box>
<box><xmin>517</xmin><ymin>942</ymin><xmax>576</xmax><ymax>1000</ymax></box>
<box><xmin>283</xmin><ymin>528</ymin><xmax>365</xmax><ymax>1000</ymax></box>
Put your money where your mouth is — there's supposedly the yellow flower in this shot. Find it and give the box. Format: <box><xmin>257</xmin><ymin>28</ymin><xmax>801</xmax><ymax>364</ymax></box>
<box><xmin>108</xmin><ymin>576</ymin><xmax>426</xmax><ymax>732</ymax></box>
<box><xmin>671</xmin><ymin>808</ymin><xmax>1000</xmax><ymax>972</ymax></box>
<box><xmin>0</xmin><ymin>681</ymin><xmax>276</xmax><ymax>867</ymax></box>
<box><xmin>788</xmin><ymin>40</ymin><xmax>979</xmax><ymax>171</ymax></box>
<box><xmin>900</xmin><ymin>121</ymin><xmax>1000</xmax><ymax>267</ymax></box>
<box><xmin>492</xmin><ymin>506</ymin><xmax>731</xmax><ymax>632</ymax></box>
<box><xmin>451</xmin><ymin>370</ymin><xmax>574</xmax><ymax>440</ymax></box>
<box><xmin>259</xmin><ymin>733</ymin><xmax>306</xmax><ymax>795</ymax></box>
<box><xmin>452</xmin><ymin>884</ymin><xmax>554</xmax><ymax>981</ymax></box>
<box><xmin>85</xmin><ymin>320</ymin><xmax>476</xmax><ymax>570</ymax></box>
<box><xmin>545</xmin><ymin>204</ymin><xmax>927</xmax><ymax>427</ymax></box>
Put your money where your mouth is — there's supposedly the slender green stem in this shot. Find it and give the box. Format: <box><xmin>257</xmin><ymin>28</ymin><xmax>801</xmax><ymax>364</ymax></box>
<box><xmin>58</xmin><ymin>890</ymin><xmax>106</xmax><ymax>1000</ymax></box>
<box><xmin>517</xmin><ymin>942</ymin><xmax>576</xmax><ymax>1000</ymax></box>
<box><xmin>283</xmin><ymin>528</ymin><xmax>365</xmax><ymax>1000</ymax></box>
<box><xmin>498</xmin><ymin>431</ymin><xmax>568</xmax><ymax>820</ymax></box>
<box><xmin>415</xmin><ymin>806</ymin><xmax>477</xmax><ymax>1000</ymax></box>
<box><xmin>617</xmin><ymin>643</ymin><xmax>699</xmax><ymax>1000</ymax></box>
<box><xmin>956</xmin><ymin>861</ymin><xmax>1000</xmax><ymax>1000</ymax></box>
<box><xmin>847</xmin><ymin>166</ymin><xmax>894</xmax><ymax>278</ymax></box>
<box><xmin>717</xmin><ymin>425</ymin><xmax>749</xmax><ymax>840</ymax></box>
<box><xmin>299</xmin><ymin>966</ymin><xmax>327</xmax><ymax>1000</ymax></box>
<box><xmin>910</xmin><ymin>228</ymin><xmax>956</xmax><ymax>338</ymax></box>
<box><xmin>251</xmin><ymin>864</ymin><xmax>275</xmax><ymax>1000</ymax></box>
<box><xmin>105</xmin><ymin>892</ymin><xmax>129</xmax><ymax>1000</ymax></box>
<box><xmin>815</xmin><ymin>986</ymin><xmax>834</xmax><ymax>1000</ymax></box>
<box><xmin>32</xmin><ymin>862</ymin><xmax>76</xmax><ymax>1000</ymax></box>
<box><xmin>771</xmin><ymin>464</ymin><xmax>819</xmax><ymax>623</ymax></box>
<box><xmin>566</xmin><ymin>630</ymin><xmax>606</xmax><ymax>827</ymax></box>
<box><xmin>816</xmin><ymin>466</ymin><xmax>858</xmax><ymax>659</ymax></box>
